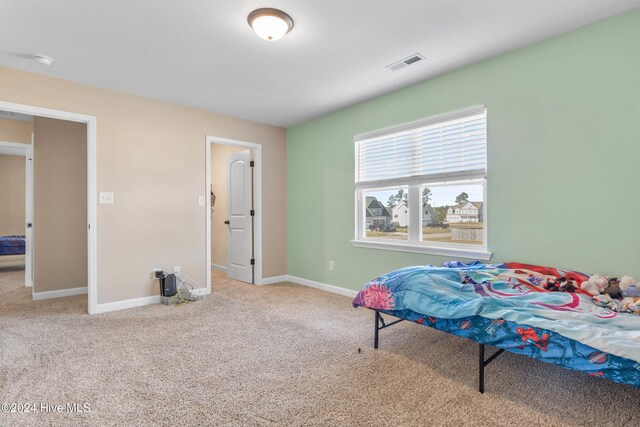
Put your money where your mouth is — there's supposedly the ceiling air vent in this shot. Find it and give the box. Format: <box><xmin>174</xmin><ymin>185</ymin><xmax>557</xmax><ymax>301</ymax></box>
<box><xmin>386</xmin><ymin>54</ymin><xmax>426</xmax><ymax>72</ymax></box>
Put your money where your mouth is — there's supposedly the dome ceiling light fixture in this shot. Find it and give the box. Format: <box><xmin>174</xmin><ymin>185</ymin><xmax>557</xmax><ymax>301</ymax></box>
<box><xmin>32</xmin><ymin>54</ymin><xmax>53</xmax><ymax>66</ymax></box>
<box><xmin>247</xmin><ymin>8</ymin><xmax>294</xmax><ymax>41</ymax></box>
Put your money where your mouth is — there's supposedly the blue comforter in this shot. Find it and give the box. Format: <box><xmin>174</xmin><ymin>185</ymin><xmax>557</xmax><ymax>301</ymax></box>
<box><xmin>353</xmin><ymin>263</ymin><xmax>640</xmax><ymax>364</ymax></box>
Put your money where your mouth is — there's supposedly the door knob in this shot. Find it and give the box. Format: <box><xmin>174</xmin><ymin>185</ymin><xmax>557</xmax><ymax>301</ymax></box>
<box><xmin>224</xmin><ymin>220</ymin><xmax>230</xmax><ymax>225</ymax></box>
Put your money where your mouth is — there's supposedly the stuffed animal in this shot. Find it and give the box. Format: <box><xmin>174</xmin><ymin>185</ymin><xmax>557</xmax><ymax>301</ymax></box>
<box><xmin>619</xmin><ymin>276</ymin><xmax>640</xmax><ymax>298</ymax></box>
<box><xmin>592</xmin><ymin>294</ymin><xmax>610</xmax><ymax>305</ymax></box>
<box><xmin>609</xmin><ymin>300</ymin><xmax>626</xmax><ymax>312</ymax></box>
<box><xmin>592</xmin><ymin>294</ymin><xmax>625</xmax><ymax>312</ymax></box>
<box><xmin>542</xmin><ymin>277</ymin><xmax>577</xmax><ymax>293</ymax></box>
<box><xmin>619</xmin><ymin>276</ymin><xmax>636</xmax><ymax>292</ymax></box>
<box><xmin>603</xmin><ymin>278</ymin><xmax>623</xmax><ymax>299</ymax></box>
<box><xmin>623</xmin><ymin>286</ymin><xmax>640</xmax><ymax>298</ymax></box>
<box><xmin>543</xmin><ymin>278</ymin><xmax>560</xmax><ymax>291</ymax></box>
<box><xmin>559</xmin><ymin>279</ymin><xmax>578</xmax><ymax>293</ymax></box>
<box><xmin>622</xmin><ymin>297</ymin><xmax>640</xmax><ymax>314</ymax></box>
<box><xmin>580</xmin><ymin>274</ymin><xmax>609</xmax><ymax>296</ymax></box>
<box><xmin>596</xmin><ymin>296</ymin><xmax>640</xmax><ymax>315</ymax></box>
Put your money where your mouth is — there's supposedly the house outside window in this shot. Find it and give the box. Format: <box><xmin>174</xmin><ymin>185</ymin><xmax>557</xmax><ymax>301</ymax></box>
<box><xmin>352</xmin><ymin>105</ymin><xmax>490</xmax><ymax>260</ymax></box>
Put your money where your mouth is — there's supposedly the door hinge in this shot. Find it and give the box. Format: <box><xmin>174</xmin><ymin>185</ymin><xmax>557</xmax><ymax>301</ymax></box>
<box><xmin>250</xmin><ymin>160</ymin><xmax>255</xmax><ymax>167</ymax></box>
<box><xmin>250</xmin><ymin>210</ymin><xmax>255</xmax><ymax>216</ymax></box>
<box><xmin>250</xmin><ymin>259</ymin><xmax>255</xmax><ymax>266</ymax></box>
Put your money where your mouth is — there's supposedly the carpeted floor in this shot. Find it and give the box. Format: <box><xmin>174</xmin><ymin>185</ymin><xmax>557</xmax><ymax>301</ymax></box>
<box><xmin>1</xmin><ymin>270</ymin><xmax>639</xmax><ymax>426</ymax></box>
<box><xmin>0</xmin><ymin>266</ymin><xmax>25</xmax><ymax>294</ymax></box>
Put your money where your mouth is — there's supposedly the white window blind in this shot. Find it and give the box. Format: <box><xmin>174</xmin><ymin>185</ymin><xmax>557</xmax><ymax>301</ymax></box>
<box><xmin>355</xmin><ymin>105</ymin><xmax>486</xmax><ymax>188</ymax></box>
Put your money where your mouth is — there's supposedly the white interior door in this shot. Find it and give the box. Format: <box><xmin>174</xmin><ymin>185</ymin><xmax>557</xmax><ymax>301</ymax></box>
<box><xmin>25</xmin><ymin>142</ymin><xmax>34</xmax><ymax>287</ymax></box>
<box><xmin>226</xmin><ymin>149</ymin><xmax>253</xmax><ymax>283</ymax></box>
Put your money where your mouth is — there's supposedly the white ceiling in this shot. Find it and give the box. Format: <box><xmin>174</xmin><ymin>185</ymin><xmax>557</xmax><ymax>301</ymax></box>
<box><xmin>1</xmin><ymin>1</ymin><xmax>639</xmax><ymax>127</ymax></box>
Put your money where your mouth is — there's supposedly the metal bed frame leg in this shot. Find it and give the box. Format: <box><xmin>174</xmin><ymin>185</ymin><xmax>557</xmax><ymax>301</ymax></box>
<box><xmin>478</xmin><ymin>343</ymin><xmax>505</xmax><ymax>393</ymax></box>
<box><xmin>479</xmin><ymin>344</ymin><xmax>485</xmax><ymax>393</ymax></box>
<box><xmin>373</xmin><ymin>309</ymin><xmax>404</xmax><ymax>350</ymax></box>
<box><xmin>372</xmin><ymin>310</ymin><xmax>504</xmax><ymax>393</ymax></box>
<box><xmin>374</xmin><ymin>310</ymin><xmax>380</xmax><ymax>349</ymax></box>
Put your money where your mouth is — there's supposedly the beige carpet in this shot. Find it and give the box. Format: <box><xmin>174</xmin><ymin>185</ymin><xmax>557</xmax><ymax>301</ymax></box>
<box><xmin>1</xmin><ymin>270</ymin><xmax>639</xmax><ymax>426</ymax></box>
<box><xmin>0</xmin><ymin>266</ymin><xmax>25</xmax><ymax>294</ymax></box>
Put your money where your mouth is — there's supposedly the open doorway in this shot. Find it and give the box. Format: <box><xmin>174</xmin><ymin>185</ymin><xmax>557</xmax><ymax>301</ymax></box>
<box><xmin>0</xmin><ymin>101</ymin><xmax>97</xmax><ymax>313</ymax></box>
<box><xmin>205</xmin><ymin>136</ymin><xmax>263</xmax><ymax>292</ymax></box>
<box><xmin>0</xmin><ymin>112</ymin><xmax>32</xmax><ymax>294</ymax></box>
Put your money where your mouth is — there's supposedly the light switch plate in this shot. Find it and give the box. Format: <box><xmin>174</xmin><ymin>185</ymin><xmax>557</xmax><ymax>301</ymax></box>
<box><xmin>99</xmin><ymin>192</ymin><xmax>114</xmax><ymax>204</ymax></box>
<box><xmin>198</xmin><ymin>195</ymin><xmax>205</xmax><ymax>206</ymax></box>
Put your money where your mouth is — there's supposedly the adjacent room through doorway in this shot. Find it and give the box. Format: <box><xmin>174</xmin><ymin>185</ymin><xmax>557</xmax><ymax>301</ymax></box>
<box><xmin>206</xmin><ymin>136</ymin><xmax>264</xmax><ymax>290</ymax></box>
<box><xmin>210</xmin><ymin>143</ymin><xmax>254</xmax><ymax>283</ymax></box>
<box><xmin>0</xmin><ymin>111</ymin><xmax>33</xmax><ymax>294</ymax></box>
<box><xmin>0</xmin><ymin>109</ymin><xmax>90</xmax><ymax>306</ymax></box>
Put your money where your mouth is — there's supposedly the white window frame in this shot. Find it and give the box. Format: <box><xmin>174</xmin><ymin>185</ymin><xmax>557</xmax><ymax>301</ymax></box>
<box><xmin>351</xmin><ymin>106</ymin><xmax>491</xmax><ymax>260</ymax></box>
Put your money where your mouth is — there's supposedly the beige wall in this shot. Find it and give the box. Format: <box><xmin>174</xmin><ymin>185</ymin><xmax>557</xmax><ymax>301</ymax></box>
<box><xmin>33</xmin><ymin>118</ymin><xmax>87</xmax><ymax>292</ymax></box>
<box><xmin>211</xmin><ymin>144</ymin><xmax>246</xmax><ymax>268</ymax></box>
<box><xmin>0</xmin><ymin>65</ymin><xmax>287</xmax><ymax>304</ymax></box>
<box><xmin>0</xmin><ymin>117</ymin><xmax>33</xmax><ymax>144</ymax></box>
<box><xmin>0</xmin><ymin>155</ymin><xmax>26</xmax><ymax>236</ymax></box>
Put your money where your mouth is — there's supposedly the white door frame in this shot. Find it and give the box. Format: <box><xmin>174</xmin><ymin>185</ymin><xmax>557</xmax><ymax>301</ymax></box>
<box><xmin>205</xmin><ymin>135</ymin><xmax>263</xmax><ymax>294</ymax></box>
<box><xmin>0</xmin><ymin>140</ymin><xmax>32</xmax><ymax>286</ymax></box>
<box><xmin>25</xmin><ymin>142</ymin><xmax>33</xmax><ymax>287</ymax></box>
<box><xmin>0</xmin><ymin>100</ymin><xmax>98</xmax><ymax>314</ymax></box>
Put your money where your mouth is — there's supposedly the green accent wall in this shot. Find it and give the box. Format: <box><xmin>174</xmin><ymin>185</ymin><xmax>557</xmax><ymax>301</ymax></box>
<box><xmin>287</xmin><ymin>9</ymin><xmax>640</xmax><ymax>291</ymax></box>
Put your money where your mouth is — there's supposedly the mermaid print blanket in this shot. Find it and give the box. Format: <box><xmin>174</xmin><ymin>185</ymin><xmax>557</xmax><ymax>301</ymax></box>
<box><xmin>353</xmin><ymin>262</ymin><xmax>640</xmax><ymax>364</ymax></box>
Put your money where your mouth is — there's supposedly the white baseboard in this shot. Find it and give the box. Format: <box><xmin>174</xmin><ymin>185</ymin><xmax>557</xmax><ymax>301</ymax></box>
<box><xmin>95</xmin><ymin>295</ymin><xmax>160</xmax><ymax>314</ymax></box>
<box><xmin>95</xmin><ymin>287</ymin><xmax>211</xmax><ymax>314</ymax></box>
<box><xmin>91</xmin><ymin>275</ymin><xmax>356</xmax><ymax>314</ymax></box>
<box><xmin>211</xmin><ymin>264</ymin><xmax>227</xmax><ymax>272</ymax></box>
<box><xmin>32</xmin><ymin>286</ymin><xmax>87</xmax><ymax>301</ymax></box>
<box><xmin>261</xmin><ymin>275</ymin><xmax>288</xmax><ymax>285</ymax></box>
<box><xmin>190</xmin><ymin>287</ymin><xmax>211</xmax><ymax>296</ymax></box>
<box><xmin>276</xmin><ymin>275</ymin><xmax>358</xmax><ymax>299</ymax></box>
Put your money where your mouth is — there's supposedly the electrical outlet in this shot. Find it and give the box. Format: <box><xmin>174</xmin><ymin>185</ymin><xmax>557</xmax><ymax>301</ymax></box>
<box><xmin>173</xmin><ymin>266</ymin><xmax>181</xmax><ymax>277</ymax></box>
<box><xmin>328</xmin><ymin>260</ymin><xmax>334</xmax><ymax>272</ymax></box>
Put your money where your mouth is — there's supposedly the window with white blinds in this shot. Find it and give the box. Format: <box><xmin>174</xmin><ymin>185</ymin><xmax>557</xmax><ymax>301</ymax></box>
<box><xmin>352</xmin><ymin>105</ymin><xmax>490</xmax><ymax>259</ymax></box>
<box><xmin>355</xmin><ymin>105</ymin><xmax>486</xmax><ymax>188</ymax></box>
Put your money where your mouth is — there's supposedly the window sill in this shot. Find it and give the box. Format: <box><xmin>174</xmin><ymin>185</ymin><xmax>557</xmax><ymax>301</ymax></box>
<box><xmin>350</xmin><ymin>239</ymin><xmax>492</xmax><ymax>261</ymax></box>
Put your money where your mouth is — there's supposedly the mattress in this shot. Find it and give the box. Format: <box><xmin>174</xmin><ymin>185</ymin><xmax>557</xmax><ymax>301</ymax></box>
<box><xmin>0</xmin><ymin>235</ymin><xmax>26</xmax><ymax>256</ymax></box>
<box><xmin>353</xmin><ymin>261</ymin><xmax>640</xmax><ymax>389</ymax></box>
